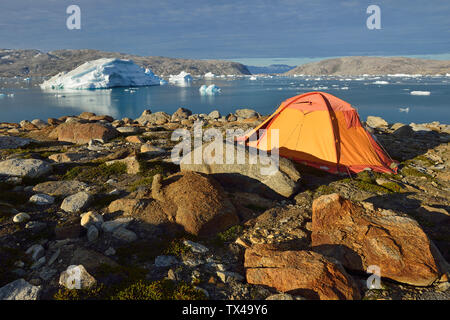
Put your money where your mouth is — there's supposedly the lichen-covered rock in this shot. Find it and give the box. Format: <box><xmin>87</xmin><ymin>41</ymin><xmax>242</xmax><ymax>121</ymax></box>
<box><xmin>0</xmin><ymin>279</ymin><xmax>41</xmax><ymax>300</ymax></box>
<box><xmin>60</xmin><ymin>192</ymin><xmax>92</xmax><ymax>213</ymax></box>
<box><xmin>163</xmin><ymin>172</ymin><xmax>239</xmax><ymax>237</ymax></box>
<box><xmin>59</xmin><ymin>265</ymin><xmax>97</xmax><ymax>290</ymax></box>
<box><xmin>244</xmin><ymin>245</ymin><xmax>360</xmax><ymax>300</ymax></box>
<box><xmin>136</xmin><ymin>110</ymin><xmax>170</xmax><ymax>125</ymax></box>
<box><xmin>311</xmin><ymin>193</ymin><xmax>447</xmax><ymax>286</ymax></box>
<box><xmin>32</xmin><ymin>180</ymin><xmax>88</xmax><ymax>197</ymax></box>
<box><xmin>0</xmin><ymin>159</ymin><xmax>52</xmax><ymax>178</ymax></box>
<box><xmin>0</xmin><ymin>135</ymin><xmax>32</xmax><ymax>149</ymax></box>
<box><xmin>366</xmin><ymin>116</ymin><xmax>388</xmax><ymax>128</ymax></box>
<box><xmin>180</xmin><ymin>140</ymin><xmax>300</xmax><ymax>198</ymax></box>
<box><xmin>50</xmin><ymin>122</ymin><xmax>118</xmax><ymax>144</ymax></box>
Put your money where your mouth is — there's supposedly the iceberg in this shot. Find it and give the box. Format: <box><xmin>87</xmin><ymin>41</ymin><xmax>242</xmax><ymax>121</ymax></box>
<box><xmin>204</xmin><ymin>72</ymin><xmax>215</xmax><ymax>79</ymax></box>
<box><xmin>199</xmin><ymin>84</ymin><xmax>221</xmax><ymax>95</ymax></box>
<box><xmin>40</xmin><ymin>58</ymin><xmax>161</xmax><ymax>90</ymax></box>
<box><xmin>410</xmin><ymin>91</ymin><xmax>431</xmax><ymax>96</ymax></box>
<box><xmin>168</xmin><ymin>71</ymin><xmax>193</xmax><ymax>86</ymax></box>
<box><xmin>373</xmin><ymin>81</ymin><xmax>389</xmax><ymax>84</ymax></box>
<box><xmin>249</xmin><ymin>76</ymin><xmax>257</xmax><ymax>80</ymax></box>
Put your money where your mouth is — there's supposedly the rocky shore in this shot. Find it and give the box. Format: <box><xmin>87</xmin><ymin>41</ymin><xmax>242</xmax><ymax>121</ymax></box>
<box><xmin>0</xmin><ymin>108</ymin><xmax>449</xmax><ymax>300</ymax></box>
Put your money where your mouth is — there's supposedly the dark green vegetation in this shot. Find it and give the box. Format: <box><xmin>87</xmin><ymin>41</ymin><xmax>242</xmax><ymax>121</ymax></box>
<box><xmin>54</xmin><ymin>279</ymin><xmax>205</xmax><ymax>300</ymax></box>
<box><xmin>127</xmin><ymin>160</ymin><xmax>179</xmax><ymax>192</ymax></box>
<box><xmin>214</xmin><ymin>225</ymin><xmax>243</xmax><ymax>246</ymax></box>
<box><xmin>62</xmin><ymin>162</ymin><xmax>127</xmax><ymax>182</ymax></box>
<box><xmin>54</xmin><ymin>243</ymin><xmax>205</xmax><ymax>300</ymax></box>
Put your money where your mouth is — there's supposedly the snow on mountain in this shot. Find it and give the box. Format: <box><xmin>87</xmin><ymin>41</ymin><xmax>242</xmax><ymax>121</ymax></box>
<box><xmin>40</xmin><ymin>58</ymin><xmax>161</xmax><ymax>90</ymax></box>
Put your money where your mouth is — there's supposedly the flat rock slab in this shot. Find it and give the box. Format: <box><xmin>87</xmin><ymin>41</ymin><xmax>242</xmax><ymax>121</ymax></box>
<box><xmin>33</xmin><ymin>180</ymin><xmax>88</xmax><ymax>197</ymax></box>
<box><xmin>244</xmin><ymin>245</ymin><xmax>360</xmax><ymax>300</ymax></box>
<box><xmin>0</xmin><ymin>159</ymin><xmax>52</xmax><ymax>178</ymax></box>
<box><xmin>0</xmin><ymin>135</ymin><xmax>33</xmax><ymax>149</ymax></box>
<box><xmin>311</xmin><ymin>193</ymin><xmax>448</xmax><ymax>286</ymax></box>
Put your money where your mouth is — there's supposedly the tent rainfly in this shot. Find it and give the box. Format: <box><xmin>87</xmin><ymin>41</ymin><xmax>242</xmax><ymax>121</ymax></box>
<box><xmin>239</xmin><ymin>91</ymin><xmax>398</xmax><ymax>174</ymax></box>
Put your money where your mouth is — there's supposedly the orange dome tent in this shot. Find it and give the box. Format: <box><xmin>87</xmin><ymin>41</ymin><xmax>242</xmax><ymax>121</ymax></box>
<box><xmin>238</xmin><ymin>91</ymin><xmax>397</xmax><ymax>174</ymax></box>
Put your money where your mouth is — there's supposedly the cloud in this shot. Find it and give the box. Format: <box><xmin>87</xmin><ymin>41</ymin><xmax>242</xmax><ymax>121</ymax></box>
<box><xmin>0</xmin><ymin>0</ymin><xmax>448</xmax><ymax>58</ymax></box>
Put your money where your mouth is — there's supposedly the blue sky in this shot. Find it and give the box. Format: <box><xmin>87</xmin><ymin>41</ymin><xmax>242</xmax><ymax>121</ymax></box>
<box><xmin>1</xmin><ymin>0</ymin><xmax>449</xmax><ymax>64</ymax></box>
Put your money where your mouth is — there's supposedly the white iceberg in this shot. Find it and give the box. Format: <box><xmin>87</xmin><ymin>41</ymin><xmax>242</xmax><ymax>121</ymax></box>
<box><xmin>373</xmin><ymin>81</ymin><xmax>389</xmax><ymax>84</ymax></box>
<box><xmin>40</xmin><ymin>58</ymin><xmax>161</xmax><ymax>90</ymax></box>
<box><xmin>410</xmin><ymin>91</ymin><xmax>431</xmax><ymax>96</ymax></box>
<box><xmin>204</xmin><ymin>72</ymin><xmax>215</xmax><ymax>79</ymax></box>
<box><xmin>168</xmin><ymin>71</ymin><xmax>193</xmax><ymax>86</ymax></box>
<box><xmin>199</xmin><ymin>84</ymin><xmax>221</xmax><ymax>95</ymax></box>
<box><xmin>249</xmin><ymin>76</ymin><xmax>257</xmax><ymax>80</ymax></box>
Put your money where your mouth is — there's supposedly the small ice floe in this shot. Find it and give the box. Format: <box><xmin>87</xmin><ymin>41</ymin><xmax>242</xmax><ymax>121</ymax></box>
<box><xmin>199</xmin><ymin>84</ymin><xmax>221</xmax><ymax>95</ymax></box>
<box><xmin>340</xmin><ymin>86</ymin><xmax>349</xmax><ymax>90</ymax></box>
<box><xmin>159</xmin><ymin>79</ymin><xmax>168</xmax><ymax>85</ymax></box>
<box><xmin>410</xmin><ymin>91</ymin><xmax>431</xmax><ymax>96</ymax></box>
<box><xmin>249</xmin><ymin>76</ymin><xmax>257</xmax><ymax>80</ymax></box>
<box><xmin>0</xmin><ymin>93</ymin><xmax>5</xmax><ymax>98</ymax></box>
<box><xmin>204</xmin><ymin>72</ymin><xmax>215</xmax><ymax>79</ymax></box>
<box><xmin>373</xmin><ymin>81</ymin><xmax>389</xmax><ymax>85</ymax></box>
<box><xmin>169</xmin><ymin>71</ymin><xmax>193</xmax><ymax>86</ymax></box>
<box><xmin>399</xmin><ymin>107</ymin><xmax>410</xmax><ymax>113</ymax></box>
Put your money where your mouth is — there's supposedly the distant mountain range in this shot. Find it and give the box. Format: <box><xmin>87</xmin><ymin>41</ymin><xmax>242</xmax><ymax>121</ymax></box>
<box><xmin>1</xmin><ymin>50</ymin><xmax>450</xmax><ymax>78</ymax></box>
<box><xmin>285</xmin><ymin>56</ymin><xmax>450</xmax><ymax>76</ymax></box>
<box><xmin>246</xmin><ymin>64</ymin><xmax>296</xmax><ymax>74</ymax></box>
<box><xmin>0</xmin><ymin>49</ymin><xmax>251</xmax><ymax>77</ymax></box>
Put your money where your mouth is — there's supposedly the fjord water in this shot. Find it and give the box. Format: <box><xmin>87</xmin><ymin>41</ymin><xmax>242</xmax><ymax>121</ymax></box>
<box><xmin>0</xmin><ymin>76</ymin><xmax>449</xmax><ymax>124</ymax></box>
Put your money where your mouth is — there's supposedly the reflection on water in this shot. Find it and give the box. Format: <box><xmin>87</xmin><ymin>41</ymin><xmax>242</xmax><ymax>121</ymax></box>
<box><xmin>0</xmin><ymin>76</ymin><xmax>449</xmax><ymax>124</ymax></box>
<box><xmin>41</xmin><ymin>89</ymin><xmax>120</xmax><ymax>117</ymax></box>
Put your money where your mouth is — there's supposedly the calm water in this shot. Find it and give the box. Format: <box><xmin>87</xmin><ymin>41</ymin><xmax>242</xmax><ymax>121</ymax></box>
<box><xmin>0</xmin><ymin>75</ymin><xmax>449</xmax><ymax>124</ymax></box>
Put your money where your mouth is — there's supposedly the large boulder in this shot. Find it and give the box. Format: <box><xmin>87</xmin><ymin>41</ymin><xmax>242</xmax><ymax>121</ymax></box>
<box><xmin>0</xmin><ymin>279</ymin><xmax>41</xmax><ymax>300</ymax></box>
<box><xmin>311</xmin><ymin>193</ymin><xmax>448</xmax><ymax>286</ymax></box>
<box><xmin>60</xmin><ymin>192</ymin><xmax>92</xmax><ymax>213</ymax></box>
<box><xmin>392</xmin><ymin>125</ymin><xmax>414</xmax><ymax>138</ymax></box>
<box><xmin>235</xmin><ymin>109</ymin><xmax>258</xmax><ymax>119</ymax></box>
<box><xmin>136</xmin><ymin>110</ymin><xmax>170</xmax><ymax>125</ymax></box>
<box><xmin>180</xmin><ymin>140</ymin><xmax>300</xmax><ymax>198</ymax></box>
<box><xmin>163</xmin><ymin>172</ymin><xmax>239</xmax><ymax>237</ymax></box>
<box><xmin>50</xmin><ymin>122</ymin><xmax>118</xmax><ymax>144</ymax></box>
<box><xmin>0</xmin><ymin>135</ymin><xmax>33</xmax><ymax>149</ymax></box>
<box><xmin>108</xmin><ymin>172</ymin><xmax>239</xmax><ymax>237</ymax></box>
<box><xmin>0</xmin><ymin>159</ymin><xmax>52</xmax><ymax>178</ymax></box>
<box><xmin>59</xmin><ymin>265</ymin><xmax>97</xmax><ymax>290</ymax></box>
<box><xmin>244</xmin><ymin>245</ymin><xmax>361</xmax><ymax>300</ymax></box>
<box><xmin>366</xmin><ymin>116</ymin><xmax>388</xmax><ymax>129</ymax></box>
<box><xmin>171</xmin><ymin>107</ymin><xmax>192</xmax><ymax>121</ymax></box>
